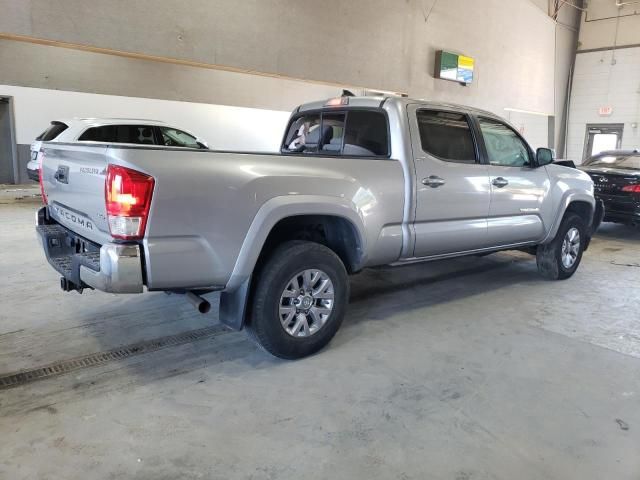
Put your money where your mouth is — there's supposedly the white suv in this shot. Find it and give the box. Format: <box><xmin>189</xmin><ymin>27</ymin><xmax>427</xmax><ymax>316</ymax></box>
<box><xmin>27</xmin><ymin>118</ymin><xmax>209</xmax><ymax>181</ymax></box>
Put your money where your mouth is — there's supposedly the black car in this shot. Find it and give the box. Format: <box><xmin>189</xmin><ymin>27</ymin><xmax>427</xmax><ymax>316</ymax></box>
<box><xmin>580</xmin><ymin>150</ymin><xmax>640</xmax><ymax>226</ymax></box>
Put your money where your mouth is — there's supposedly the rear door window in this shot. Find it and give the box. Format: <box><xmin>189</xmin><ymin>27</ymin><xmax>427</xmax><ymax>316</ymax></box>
<box><xmin>36</xmin><ymin>122</ymin><xmax>68</xmax><ymax>141</ymax></box>
<box><xmin>78</xmin><ymin>125</ymin><xmax>157</xmax><ymax>144</ymax></box>
<box><xmin>416</xmin><ymin>110</ymin><xmax>477</xmax><ymax>163</ymax></box>
<box><xmin>283</xmin><ymin>110</ymin><xmax>389</xmax><ymax>157</ymax></box>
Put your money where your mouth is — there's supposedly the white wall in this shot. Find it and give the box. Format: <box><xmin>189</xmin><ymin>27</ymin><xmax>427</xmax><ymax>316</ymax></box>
<box><xmin>2</xmin><ymin>83</ymin><xmax>556</xmax><ymax>156</ymax></box>
<box><xmin>567</xmin><ymin>47</ymin><xmax>640</xmax><ymax>162</ymax></box>
<box><xmin>504</xmin><ymin>110</ymin><xmax>550</xmax><ymax>151</ymax></box>
<box><xmin>0</xmin><ymin>0</ymin><xmax>563</xmax><ymax>118</ymax></box>
<box><xmin>0</xmin><ymin>85</ymin><xmax>291</xmax><ymax>152</ymax></box>
<box><xmin>0</xmin><ymin>0</ymin><xmax>573</xmax><ymax>140</ymax></box>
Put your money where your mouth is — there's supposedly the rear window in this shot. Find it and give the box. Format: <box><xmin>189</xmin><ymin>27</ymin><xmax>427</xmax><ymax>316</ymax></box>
<box><xmin>283</xmin><ymin>110</ymin><xmax>389</xmax><ymax>157</ymax></box>
<box><xmin>78</xmin><ymin>125</ymin><xmax>157</xmax><ymax>145</ymax></box>
<box><xmin>583</xmin><ymin>154</ymin><xmax>640</xmax><ymax>170</ymax></box>
<box><xmin>36</xmin><ymin>122</ymin><xmax>68</xmax><ymax>141</ymax></box>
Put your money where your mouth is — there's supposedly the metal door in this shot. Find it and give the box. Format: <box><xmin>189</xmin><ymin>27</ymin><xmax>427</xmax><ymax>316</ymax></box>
<box><xmin>0</xmin><ymin>97</ymin><xmax>18</xmax><ymax>184</ymax></box>
<box><xmin>407</xmin><ymin>105</ymin><xmax>491</xmax><ymax>257</ymax></box>
<box><xmin>583</xmin><ymin>124</ymin><xmax>624</xmax><ymax>161</ymax></box>
<box><xmin>475</xmin><ymin>116</ymin><xmax>549</xmax><ymax>245</ymax></box>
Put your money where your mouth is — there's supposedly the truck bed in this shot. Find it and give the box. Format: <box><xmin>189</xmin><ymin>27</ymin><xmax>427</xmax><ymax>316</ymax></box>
<box><xmin>39</xmin><ymin>142</ymin><xmax>406</xmax><ymax>291</ymax></box>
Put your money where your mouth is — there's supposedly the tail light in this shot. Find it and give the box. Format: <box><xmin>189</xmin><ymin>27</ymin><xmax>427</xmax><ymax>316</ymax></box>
<box><xmin>622</xmin><ymin>184</ymin><xmax>640</xmax><ymax>193</ymax></box>
<box><xmin>38</xmin><ymin>151</ymin><xmax>48</xmax><ymax>205</ymax></box>
<box><xmin>105</xmin><ymin>164</ymin><xmax>155</xmax><ymax>240</ymax></box>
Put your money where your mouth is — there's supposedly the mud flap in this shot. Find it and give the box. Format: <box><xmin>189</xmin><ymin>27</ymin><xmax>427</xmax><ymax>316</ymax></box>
<box><xmin>218</xmin><ymin>276</ymin><xmax>251</xmax><ymax>331</ymax></box>
<box><xmin>585</xmin><ymin>199</ymin><xmax>605</xmax><ymax>251</ymax></box>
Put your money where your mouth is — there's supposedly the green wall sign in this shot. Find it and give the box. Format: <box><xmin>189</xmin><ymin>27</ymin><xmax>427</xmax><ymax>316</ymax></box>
<box><xmin>435</xmin><ymin>50</ymin><xmax>474</xmax><ymax>85</ymax></box>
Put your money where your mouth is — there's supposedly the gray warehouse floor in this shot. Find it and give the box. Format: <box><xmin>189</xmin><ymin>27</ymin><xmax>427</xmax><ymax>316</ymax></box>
<box><xmin>1</xmin><ymin>199</ymin><xmax>639</xmax><ymax>480</ymax></box>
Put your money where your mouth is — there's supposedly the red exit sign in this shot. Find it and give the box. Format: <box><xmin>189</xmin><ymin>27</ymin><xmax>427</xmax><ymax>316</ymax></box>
<box><xmin>598</xmin><ymin>106</ymin><xmax>613</xmax><ymax>116</ymax></box>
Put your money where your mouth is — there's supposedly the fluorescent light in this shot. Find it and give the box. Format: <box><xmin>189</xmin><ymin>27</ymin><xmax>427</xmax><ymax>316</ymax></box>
<box><xmin>504</xmin><ymin>107</ymin><xmax>553</xmax><ymax>117</ymax></box>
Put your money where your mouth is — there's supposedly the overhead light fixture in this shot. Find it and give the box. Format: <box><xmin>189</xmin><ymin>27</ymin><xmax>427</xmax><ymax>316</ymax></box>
<box><xmin>504</xmin><ymin>107</ymin><xmax>553</xmax><ymax>117</ymax></box>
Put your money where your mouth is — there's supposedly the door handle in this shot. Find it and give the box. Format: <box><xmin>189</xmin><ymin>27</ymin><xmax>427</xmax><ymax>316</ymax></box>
<box><xmin>492</xmin><ymin>177</ymin><xmax>509</xmax><ymax>188</ymax></box>
<box><xmin>422</xmin><ymin>175</ymin><xmax>446</xmax><ymax>188</ymax></box>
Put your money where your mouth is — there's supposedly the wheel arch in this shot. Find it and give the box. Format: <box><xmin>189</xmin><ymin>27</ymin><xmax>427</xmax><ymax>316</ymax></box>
<box><xmin>219</xmin><ymin>196</ymin><xmax>366</xmax><ymax>330</ymax></box>
<box><xmin>255</xmin><ymin>214</ymin><xmax>364</xmax><ymax>275</ymax></box>
<box><xmin>229</xmin><ymin>195</ymin><xmax>365</xmax><ymax>287</ymax></box>
<box><xmin>565</xmin><ymin>200</ymin><xmax>593</xmax><ymax>225</ymax></box>
<box><xmin>541</xmin><ymin>192</ymin><xmax>595</xmax><ymax>244</ymax></box>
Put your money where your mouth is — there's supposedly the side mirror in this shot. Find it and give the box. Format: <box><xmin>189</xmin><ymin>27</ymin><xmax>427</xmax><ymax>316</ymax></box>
<box><xmin>536</xmin><ymin>147</ymin><xmax>555</xmax><ymax>167</ymax></box>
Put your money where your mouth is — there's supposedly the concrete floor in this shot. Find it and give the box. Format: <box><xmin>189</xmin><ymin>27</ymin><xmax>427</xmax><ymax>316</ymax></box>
<box><xmin>1</xmin><ymin>198</ymin><xmax>639</xmax><ymax>480</ymax></box>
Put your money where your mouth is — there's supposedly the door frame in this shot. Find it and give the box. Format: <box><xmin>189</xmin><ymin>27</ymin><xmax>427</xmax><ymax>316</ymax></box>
<box><xmin>0</xmin><ymin>96</ymin><xmax>19</xmax><ymax>184</ymax></box>
<box><xmin>582</xmin><ymin>123</ymin><xmax>624</xmax><ymax>162</ymax></box>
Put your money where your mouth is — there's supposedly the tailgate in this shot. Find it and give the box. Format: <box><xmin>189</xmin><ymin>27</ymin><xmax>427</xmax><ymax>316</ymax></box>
<box><xmin>41</xmin><ymin>143</ymin><xmax>112</xmax><ymax>245</ymax></box>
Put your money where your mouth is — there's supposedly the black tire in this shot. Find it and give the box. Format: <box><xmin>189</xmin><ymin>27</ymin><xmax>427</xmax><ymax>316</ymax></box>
<box><xmin>246</xmin><ymin>240</ymin><xmax>349</xmax><ymax>359</ymax></box>
<box><xmin>536</xmin><ymin>213</ymin><xmax>586</xmax><ymax>280</ymax></box>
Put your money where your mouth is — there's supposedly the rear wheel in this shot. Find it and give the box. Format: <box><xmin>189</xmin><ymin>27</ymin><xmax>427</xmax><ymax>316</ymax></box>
<box><xmin>246</xmin><ymin>241</ymin><xmax>349</xmax><ymax>359</ymax></box>
<box><xmin>536</xmin><ymin>213</ymin><xmax>586</xmax><ymax>280</ymax></box>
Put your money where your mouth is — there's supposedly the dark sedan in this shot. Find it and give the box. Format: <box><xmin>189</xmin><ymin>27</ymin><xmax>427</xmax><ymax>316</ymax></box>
<box><xmin>580</xmin><ymin>150</ymin><xmax>640</xmax><ymax>226</ymax></box>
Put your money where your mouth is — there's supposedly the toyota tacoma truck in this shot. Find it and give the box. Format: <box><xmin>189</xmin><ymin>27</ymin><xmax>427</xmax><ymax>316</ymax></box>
<box><xmin>36</xmin><ymin>96</ymin><xmax>601</xmax><ymax>359</ymax></box>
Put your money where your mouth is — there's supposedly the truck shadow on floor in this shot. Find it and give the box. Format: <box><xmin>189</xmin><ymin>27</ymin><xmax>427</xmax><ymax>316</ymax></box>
<box><xmin>593</xmin><ymin>222</ymin><xmax>640</xmax><ymax>242</ymax></box>
<box><xmin>0</xmin><ymin>251</ymin><xmax>553</xmax><ymax>415</ymax></box>
<box><xmin>343</xmin><ymin>252</ymin><xmax>542</xmax><ymax>330</ymax></box>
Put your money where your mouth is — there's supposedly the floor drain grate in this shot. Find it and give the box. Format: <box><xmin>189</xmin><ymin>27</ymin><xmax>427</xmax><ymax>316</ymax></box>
<box><xmin>0</xmin><ymin>325</ymin><xmax>230</xmax><ymax>390</ymax></box>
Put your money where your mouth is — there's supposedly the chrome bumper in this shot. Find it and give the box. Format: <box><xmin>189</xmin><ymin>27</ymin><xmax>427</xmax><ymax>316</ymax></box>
<box><xmin>36</xmin><ymin>207</ymin><xmax>144</xmax><ymax>293</ymax></box>
<box><xmin>79</xmin><ymin>243</ymin><xmax>144</xmax><ymax>293</ymax></box>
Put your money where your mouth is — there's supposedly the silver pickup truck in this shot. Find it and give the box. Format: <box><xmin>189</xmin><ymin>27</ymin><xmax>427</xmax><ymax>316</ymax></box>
<box><xmin>36</xmin><ymin>96</ymin><xmax>602</xmax><ymax>359</ymax></box>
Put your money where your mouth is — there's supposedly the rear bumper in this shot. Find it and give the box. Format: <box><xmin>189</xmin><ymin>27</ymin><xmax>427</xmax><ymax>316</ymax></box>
<box><xmin>597</xmin><ymin>195</ymin><xmax>640</xmax><ymax>225</ymax></box>
<box><xmin>604</xmin><ymin>210</ymin><xmax>640</xmax><ymax>225</ymax></box>
<box><xmin>36</xmin><ymin>207</ymin><xmax>144</xmax><ymax>293</ymax></box>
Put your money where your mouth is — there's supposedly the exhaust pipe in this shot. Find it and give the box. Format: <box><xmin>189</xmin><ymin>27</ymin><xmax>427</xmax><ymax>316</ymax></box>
<box><xmin>185</xmin><ymin>291</ymin><xmax>211</xmax><ymax>314</ymax></box>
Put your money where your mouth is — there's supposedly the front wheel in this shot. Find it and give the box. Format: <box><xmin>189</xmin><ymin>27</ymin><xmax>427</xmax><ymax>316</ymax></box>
<box><xmin>536</xmin><ymin>213</ymin><xmax>586</xmax><ymax>280</ymax></box>
<box><xmin>246</xmin><ymin>241</ymin><xmax>349</xmax><ymax>359</ymax></box>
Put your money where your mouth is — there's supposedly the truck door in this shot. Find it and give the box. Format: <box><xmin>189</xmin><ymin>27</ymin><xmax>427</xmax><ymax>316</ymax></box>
<box><xmin>407</xmin><ymin>106</ymin><xmax>491</xmax><ymax>257</ymax></box>
<box><xmin>475</xmin><ymin>116</ymin><xmax>549</xmax><ymax>245</ymax></box>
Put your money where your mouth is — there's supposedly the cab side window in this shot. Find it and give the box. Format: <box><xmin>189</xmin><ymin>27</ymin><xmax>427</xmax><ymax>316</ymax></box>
<box><xmin>478</xmin><ymin>118</ymin><xmax>531</xmax><ymax>167</ymax></box>
<box><xmin>282</xmin><ymin>110</ymin><xmax>389</xmax><ymax>157</ymax></box>
<box><xmin>284</xmin><ymin>114</ymin><xmax>321</xmax><ymax>152</ymax></box>
<box><xmin>160</xmin><ymin>127</ymin><xmax>203</xmax><ymax>149</ymax></box>
<box><xmin>344</xmin><ymin>111</ymin><xmax>389</xmax><ymax>156</ymax></box>
<box><xmin>416</xmin><ymin>110</ymin><xmax>477</xmax><ymax>164</ymax></box>
<box><xmin>318</xmin><ymin>113</ymin><xmax>346</xmax><ymax>153</ymax></box>
<box><xmin>283</xmin><ymin>113</ymin><xmax>347</xmax><ymax>154</ymax></box>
